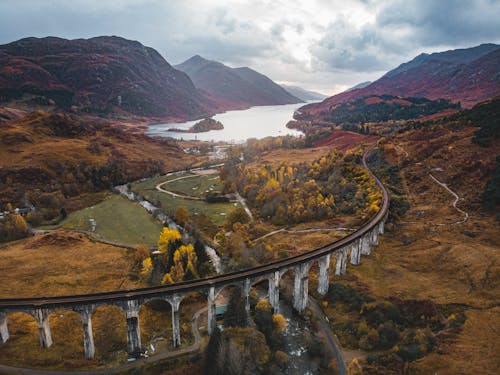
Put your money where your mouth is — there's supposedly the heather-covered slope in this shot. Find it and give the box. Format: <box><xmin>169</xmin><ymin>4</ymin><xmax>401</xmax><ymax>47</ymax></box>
<box><xmin>299</xmin><ymin>44</ymin><xmax>500</xmax><ymax>120</ymax></box>
<box><xmin>176</xmin><ymin>55</ymin><xmax>302</xmax><ymax>109</ymax></box>
<box><xmin>0</xmin><ymin>36</ymin><xmax>217</xmax><ymax>119</ymax></box>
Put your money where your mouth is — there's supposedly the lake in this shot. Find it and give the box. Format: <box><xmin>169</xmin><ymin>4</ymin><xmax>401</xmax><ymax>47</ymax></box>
<box><xmin>146</xmin><ymin>102</ymin><xmax>307</xmax><ymax>143</ymax></box>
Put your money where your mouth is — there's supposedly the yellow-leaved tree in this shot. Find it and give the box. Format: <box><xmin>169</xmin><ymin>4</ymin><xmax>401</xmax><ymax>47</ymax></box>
<box><xmin>157</xmin><ymin>227</ymin><xmax>182</xmax><ymax>253</ymax></box>
<box><xmin>162</xmin><ymin>244</ymin><xmax>199</xmax><ymax>284</ymax></box>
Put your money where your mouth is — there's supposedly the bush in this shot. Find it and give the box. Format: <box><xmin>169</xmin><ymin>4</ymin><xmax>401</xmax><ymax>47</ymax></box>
<box><xmin>325</xmin><ymin>283</ymin><xmax>373</xmax><ymax>311</ymax></box>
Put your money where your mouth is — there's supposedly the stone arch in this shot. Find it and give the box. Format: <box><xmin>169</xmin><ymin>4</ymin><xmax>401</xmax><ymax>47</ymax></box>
<box><xmin>91</xmin><ymin>304</ymin><xmax>127</xmax><ymax>359</ymax></box>
<box><xmin>214</xmin><ymin>282</ymin><xmax>243</xmax><ymax>300</ymax></box>
<box><xmin>0</xmin><ymin>311</ymin><xmax>39</xmax><ymax>349</ymax></box>
<box><xmin>47</xmin><ymin>309</ymin><xmax>85</xmax><ymax>358</ymax></box>
<box><xmin>138</xmin><ymin>298</ymin><xmax>172</xmax><ymax>353</ymax></box>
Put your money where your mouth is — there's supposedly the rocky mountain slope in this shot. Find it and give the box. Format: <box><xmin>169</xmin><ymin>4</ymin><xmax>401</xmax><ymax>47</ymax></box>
<box><xmin>298</xmin><ymin>43</ymin><xmax>500</xmax><ymax>120</ymax></box>
<box><xmin>176</xmin><ymin>55</ymin><xmax>302</xmax><ymax>109</ymax></box>
<box><xmin>0</xmin><ymin>36</ymin><xmax>217</xmax><ymax>119</ymax></box>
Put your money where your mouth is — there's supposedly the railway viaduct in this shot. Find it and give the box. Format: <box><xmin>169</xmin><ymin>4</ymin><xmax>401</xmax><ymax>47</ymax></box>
<box><xmin>0</xmin><ymin>148</ymin><xmax>389</xmax><ymax>360</ymax></box>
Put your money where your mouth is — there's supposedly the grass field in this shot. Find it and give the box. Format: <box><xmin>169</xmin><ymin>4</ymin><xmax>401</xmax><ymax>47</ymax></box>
<box><xmin>56</xmin><ymin>195</ymin><xmax>163</xmax><ymax>247</ymax></box>
<box><xmin>164</xmin><ymin>174</ymin><xmax>222</xmax><ymax>198</ymax></box>
<box><xmin>132</xmin><ymin>171</ymin><xmax>241</xmax><ymax>226</ymax></box>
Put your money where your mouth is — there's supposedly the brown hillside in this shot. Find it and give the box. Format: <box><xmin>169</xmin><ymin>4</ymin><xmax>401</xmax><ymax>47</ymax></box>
<box><xmin>0</xmin><ymin>111</ymin><xmax>196</xmax><ymax>208</ymax></box>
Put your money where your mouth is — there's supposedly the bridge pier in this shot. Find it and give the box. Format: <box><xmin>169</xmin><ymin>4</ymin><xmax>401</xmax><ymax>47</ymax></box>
<box><xmin>379</xmin><ymin>219</ymin><xmax>385</xmax><ymax>234</ymax></box>
<box><xmin>76</xmin><ymin>307</ymin><xmax>95</xmax><ymax>359</ymax></box>
<box><xmin>124</xmin><ymin>301</ymin><xmax>142</xmax><ymax>355</ymax></box>
<box><xmin>317</xmin><ymin>254</ymin><xmax>331</xmax><ymax>295</ymax></box>
<box><xmin>335</xmin><ymin>248</ymin><xmax>348</xmax><ymax>275</ymax></box>
<box><xmin>361</xmin><ymin>235</ymin><xmax>371</xmax><ymax>256</ymax></box>
<box><xmin>167</xmin><ymin>295</ymin><xmax>183</xmax><ymax>347</ymax></box>
<box><xmin>293</xmin><ymin>262</ymin><xmax>311</xmax><ymax>313</ymax></box>
<box><xmin>34</xmin><ymin>309</ymin><xmax>53</xmax><ymax>348</ymax></box>
<box><xmin>0</xmin><ymin>313</ymin><xmax>8</xmax><ymax>344</ymax></box>
<box><xmin>350</xmin><ymin>240</ymin><xmax>361</xmax><ymax>265</ymax></box>
<box><xmin>269</xmin><ymin>271</ymin><xmax>281</xmax><ymax>313</ymax></box>
<box><xmin>371</xmin><ymin>228</ymin><xmax>379</xmax><ymax>246</ymax></box>
<box><xmin>243</xmin><ymin>278</ymin><xmax>251</xmax><ymax>325</ymax></box>
<box><xmin>207</xmin><ymin>286</ymin><xmax>216</xmax><ymax>335</ymax></box>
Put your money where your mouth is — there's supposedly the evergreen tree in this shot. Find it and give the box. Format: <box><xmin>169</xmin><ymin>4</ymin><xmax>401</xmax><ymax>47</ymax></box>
<box><xmin>224</xmin><ymin>289</ymin><xmax>247</xmax><ymax>328</ymax></box>
<box><xmin>204</xmin><ymin>326</ymin><xmax>223</xmax><ymax>375</ymax></box>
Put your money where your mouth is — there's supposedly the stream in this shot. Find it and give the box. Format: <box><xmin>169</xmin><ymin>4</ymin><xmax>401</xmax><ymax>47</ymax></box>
<box><xmin>114</xmin><ymin>184</ymin><xmax>222</xmax><ymax>273</ymax></box>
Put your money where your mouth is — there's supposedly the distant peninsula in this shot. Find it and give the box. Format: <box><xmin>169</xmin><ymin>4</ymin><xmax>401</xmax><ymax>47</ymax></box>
<box><xmin>168</xmin><ymin>118</ymin><xmax>224</xmax><ymax>133</ymax></box>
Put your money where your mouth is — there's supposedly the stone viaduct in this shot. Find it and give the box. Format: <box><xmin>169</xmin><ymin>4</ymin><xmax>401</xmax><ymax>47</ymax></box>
<box><xmin>0</xmin><ymin>148</ymin><xmax>389</xmax><ymax>360</ymax></box>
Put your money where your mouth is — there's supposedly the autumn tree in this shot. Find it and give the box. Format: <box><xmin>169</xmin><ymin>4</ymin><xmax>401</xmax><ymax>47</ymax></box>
<box><xmin>173</xmin><ymin>206</ymin><xmax>190</xmax><ymax>227</ymax></box>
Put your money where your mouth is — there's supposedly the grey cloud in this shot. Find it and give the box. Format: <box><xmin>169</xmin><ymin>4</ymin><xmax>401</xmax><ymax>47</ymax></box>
<box><xmin>309</xmin><ymin>0</ymin><xmax>500</xmax><ymax>74</ymax></box>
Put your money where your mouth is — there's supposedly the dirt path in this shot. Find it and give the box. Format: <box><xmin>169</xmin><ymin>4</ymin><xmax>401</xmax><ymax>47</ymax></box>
<box><xmin>0</xmin><ymin>307</ymin><xmax>207</xmax><ymax>375</ymax></box>
<box><xmin>156</xmin><ymin>175</ymin><xmax>204</xmax><ymax>200</ymax></box>
<box><xmin>394</xmin><ymin>143</ymin><xmax>469</xmax><ymax>226</ymax></box>
<box><xmin>428</xmin><ymin>173</ymin><xmax>469</xmax><ymax>225</ymax></box>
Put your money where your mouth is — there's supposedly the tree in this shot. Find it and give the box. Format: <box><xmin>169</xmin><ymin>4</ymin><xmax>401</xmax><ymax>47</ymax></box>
<box><xmin>204</xmin><ymin>326</ymin><xmax>223</xmax><ymax>375</ymax></box>
<box><xmin>134</xmin><ymin>244</ymin><xmax>150</xmax><ymax>263</ymax></box>
<box><xmin>272</xmin><ymin>314</ymin><xmax>287</xmax><ymax>333</ymax></box>
<box><xmin>157</xmin><ymin>227</ymin><xmax>182</xmax><ymax>253</ymax></box>
<box><xmin>225</xmin><ymin>207</ymin><xmax>250</xmax><ymax>230</ymax></box>
<box><xmin>224</xmin><ymin>289</ymin><xmax>247</xmax><ymax>328</ymax></box>
<box><xmin>140</xmin><ymin>257</ymin><xmax>153</xmax><ymax>280</ymax></box>
<box><xmin>174</xmin><ymin>206</ymin><xmax>190</xmax><ymax>227</ymax></box>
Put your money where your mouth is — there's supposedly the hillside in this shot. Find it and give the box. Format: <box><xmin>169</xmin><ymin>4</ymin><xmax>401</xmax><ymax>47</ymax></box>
<box><xmin>175</xmin><ymin>55</ymin><xmax>302</xmax><ymax>109</ymax></box>
<box><xmin>0</xmin><ymin>111</ymin><xmax>196</xmax><ymax>213</ymax></box>
<box><xmin>0</xmin><ymin>36</ymin><xmax>217</xmax><ymax>119</ymax></box>
<box><xmin>297</xmin><ymin>94</ymin><xmax>460</xmax><ymax>124</ymax></box>
<box><xmin>279</xmin><ymin>84</ymin><xmax>327</xmax><ymax>101</ymax></box>
<box><xmin>298</xmin><ymin>43</ymin><xmax>500</xmax><ymax>120</ymax></box>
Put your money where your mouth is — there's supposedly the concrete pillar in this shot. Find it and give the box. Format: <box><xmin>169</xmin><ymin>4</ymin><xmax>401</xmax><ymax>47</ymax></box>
<box><xmin>243</xmin><ymin>278</ymin><xmax>251</xmax><ymax>325</ymax></box>
<box><xmin>269</xmin><ymin>271</ymin><xmax>281</xmax><ymax>314</ymax></box>
<box><xmin>124</xmin><ymin>300</ymin><xmax>141</xmax><ymax>355</ymax></box>
<box><xmin>335</xmin><ymin>247</ymin><xmax>348</xmax><ymax>275</ymax></box>
<box><xmin>293</xmin><ymin>262</ymin><xmax>311</xmax><ymax>313</ymax></box>
<box><xmin>0</xmin><ymin>313</ymin><xmax>9</xmax><ymax>344</ymax></box>
<box><xmin>379</xmin><ymin>221</ymin><xmax>385</xmax><ymax>234</ymax></box>
<box><xmin>207</xmin><ymin>286</ymin><xmax>216</xmax><ymax>335</ymax></box>
<box><xmin>34</xmin><ymin>309</ymin><xmax>52</xmax><ymax>348</ymax></box>
<box><xmin>78</xmin><ymin>308</ymin><xmax>95</xmax><ymax>359</ymax></box>
<box><xmin>350</xmin><ymin>240</ymin><xmax>361</xmax><ymax>265</ymax></box>
<box><xmin>371</xmin><ymin>228</ymin><xmax>379</xmax><ymax>246</ymax></box>
<box><xmin>361</xmin><ymin>235</ymin><xmax>371</xmax><ymax>256</ymax></box>
<box><xmin>168</xmin><ymin>295</ymin><xmax>182</xmax><ymax>348</ymax></box>
<box><xmin>317</xmin><ymin>254</ymin><xmax>331</xmax><ymax>295</ymax></box>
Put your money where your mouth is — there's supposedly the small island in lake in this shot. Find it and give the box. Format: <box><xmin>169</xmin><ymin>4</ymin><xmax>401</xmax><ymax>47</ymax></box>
<box><xmin>168</xmin><ymin>118</ymin><xmax>224</xmax><ymax>133</ymax></box>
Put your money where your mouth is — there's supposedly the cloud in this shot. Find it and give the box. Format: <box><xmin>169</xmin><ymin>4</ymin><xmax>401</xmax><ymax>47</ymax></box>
<box><xmin>0</xmin><ymin>0</ymin><xmax>499</xmax><ymax>95</ymax></box>
<box><xmin>310</xmin><ymin>0</ymin><xmax>500</xmax><ymax>75</ymax></box>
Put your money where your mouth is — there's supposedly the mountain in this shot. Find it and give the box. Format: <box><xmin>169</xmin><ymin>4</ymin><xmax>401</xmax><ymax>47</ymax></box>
<box><xmin>344</xmin><ymin>81</ymin><xmax>371</xmax><ymax>92</ymax></box>
<box><xmin>279</xmin><ymin>84</ymin><xmax>327</xmax><ymax>102</ymax></box>
<box><xmin>175</xmin><ymin>55</ymin><xmax>302</xmax><ymax>109</ymax></box>
<box><xmin>298</xmin><ymin>44</ymin><xmax>500</xmax><ymax>120</ymax></box>
<box><xmin>0</xmin><ymin>36</ymin><xmax>217</xmax><ymax>119</ymax></box>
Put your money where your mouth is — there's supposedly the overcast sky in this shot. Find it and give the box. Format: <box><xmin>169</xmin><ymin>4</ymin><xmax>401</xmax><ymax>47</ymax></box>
<box><xmin>1</xmin><ymin>0</ymin><xmax>499</xmax><ymax>95</ymax></box>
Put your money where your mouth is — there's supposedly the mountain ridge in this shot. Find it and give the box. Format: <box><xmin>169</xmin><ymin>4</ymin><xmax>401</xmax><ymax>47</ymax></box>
<box><xmin>0</xmin><ymin>36</ymin><xmax>218</xmax><ymax>120</ymax></box>
<box><xmin>298</xmin><ymin>43</ymin><xmax>500</xmax><ymax>120</ymax></box>
<box><xmin>175</xmin><ymin>55</ymin><xmax>302</xmax><ymax>109</ymax></box>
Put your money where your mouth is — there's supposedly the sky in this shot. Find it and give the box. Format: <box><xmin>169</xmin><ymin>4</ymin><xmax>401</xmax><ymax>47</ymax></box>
<box><xmin>0</xmin><ymin>0</ymin><xmax>499</xmax><ymax>95</ymax></box>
